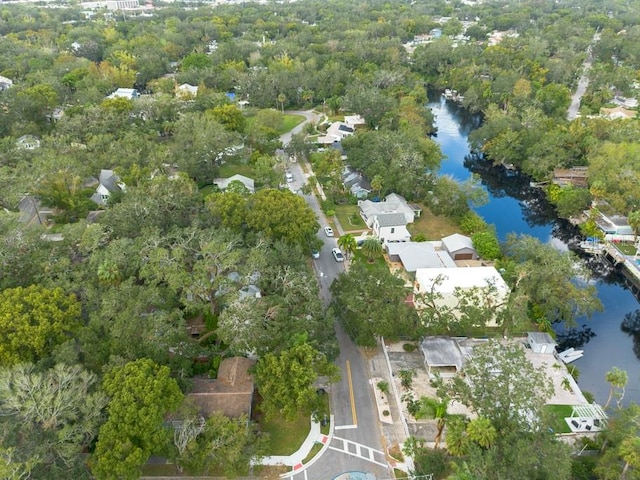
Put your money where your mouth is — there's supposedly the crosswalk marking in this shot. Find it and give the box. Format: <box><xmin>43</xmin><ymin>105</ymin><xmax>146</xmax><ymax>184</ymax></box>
<box><xmin>328</xmin><ymin>436</ymin><xmax>388</xmax><ymax>468</ymax></box>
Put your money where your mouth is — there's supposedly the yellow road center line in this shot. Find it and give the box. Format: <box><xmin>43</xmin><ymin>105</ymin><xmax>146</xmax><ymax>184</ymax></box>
<box><xmin>346</xmin><ymin>360</ymin><xmax>357</xmax><ymax>426</ymax></box>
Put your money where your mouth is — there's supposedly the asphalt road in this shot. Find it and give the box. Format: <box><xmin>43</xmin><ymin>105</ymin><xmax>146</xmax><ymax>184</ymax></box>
<box><xmin>280</xmin><ymin>113</ymin><xmax>393</xmax><ymax>480</ymax></box>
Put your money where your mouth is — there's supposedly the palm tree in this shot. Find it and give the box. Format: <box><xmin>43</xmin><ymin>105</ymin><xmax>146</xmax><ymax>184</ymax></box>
<box><xmin>338</xmin><ymin>234</ymin><xmax>357</xmax><ymax>261</ymax></box>
<box><xmin>620</xmin><ymin>437</ymin><xmax>640</xmax><ymax>479</ymax></box>
<box><xmin>277</xmin><ymin>93</ymin><xmax>286</xmax><ymax>114</ymax></box>
<box><xmin>371</xmin><ymin>175</ymin><xmax>383</xmax><ymax>199</ymax></box>
<box><xmin>604</xmin><ymin>367</ymin><xmax>628</xmax><ymax>410</ymax></box>
<box><xmin>361</xmin><ymin>237</ymin><xmax>383</xmax><ymax>263</ymax></box>
<box><xmin>412</xmin><ymin>396</ymin><xmax>450</xmax><ymax>449</ymax></box>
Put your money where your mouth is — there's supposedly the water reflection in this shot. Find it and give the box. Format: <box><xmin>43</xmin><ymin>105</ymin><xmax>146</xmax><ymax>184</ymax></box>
<box><xmin>429</xmin><ymin>96</ymin><xmax>640</xmax><ymax>404</ymax></box>
<box><xmin>621</xmin><ymin>310</ymin><xmax>640</xmax><ymax>360</ymax></box>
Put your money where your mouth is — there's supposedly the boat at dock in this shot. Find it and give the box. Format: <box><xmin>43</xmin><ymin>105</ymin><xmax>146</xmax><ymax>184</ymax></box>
<box><xmin>558</xmin><ymin>347</ymin><xmax>584</xmax><ymax>364</ymax></box>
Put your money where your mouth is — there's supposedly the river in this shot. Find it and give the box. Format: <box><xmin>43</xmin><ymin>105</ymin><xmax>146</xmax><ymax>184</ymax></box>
<box><xmin>429</xmin><ymin>96</ymin><xmax>640</xmax><ymax>406</ymax></box>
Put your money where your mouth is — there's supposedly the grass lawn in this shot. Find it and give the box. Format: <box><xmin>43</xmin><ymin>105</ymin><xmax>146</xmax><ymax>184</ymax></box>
<box><xmin>408</xmin><ymin>206</ymin><xmax>460</xmax><ymax>240</ymax></box>
<box><xmin>281</xmin><ymin>114</ymin><xmax>306</xmax><ymax>134</ymax></box>
<box><xmin>351</xmin><ymin>248</ymin><xmax>387</xmax><ymax>271</ymax></box>
<box><xmin>334</xmin><ymin>204</ymin><xmax>367</xmax><ymax>232</ymax></box>
<box><xmin>615</xmin><ymin>243</ymin><xmax>637</xmax><ymax>255</ymax></box>
<box><xmin>544</xmin><ymin>404</ymin><xmax>574</xmax><ymax>434</ymax></box>
<box><xmin>217</xmin><ymin>161</ymin><xmax>255</xmax><ymax>178</ymax></box>
<box><xmin>259</xmin><ymin>412</ymin><xmax>311</xmax><ymax>456</ymax></box>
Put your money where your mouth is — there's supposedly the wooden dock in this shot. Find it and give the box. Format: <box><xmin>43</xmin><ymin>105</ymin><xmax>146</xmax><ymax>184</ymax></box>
<box><xmin>601</xmin><ymin>243</ymin><xmax>640</xmax><ymax>295</ymax></box>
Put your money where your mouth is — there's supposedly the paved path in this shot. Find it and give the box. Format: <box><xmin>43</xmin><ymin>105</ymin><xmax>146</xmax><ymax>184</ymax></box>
<box><xmin>567</xmin><ymin>30</ymin><xmax>600</xmax><ymax>121</ymax></box>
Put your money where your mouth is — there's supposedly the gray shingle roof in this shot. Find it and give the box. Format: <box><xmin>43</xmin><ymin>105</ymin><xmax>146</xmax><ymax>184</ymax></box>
<box><xmin>376</xmin><ymin>212</ymin><xmax>407</xmax><ymax>227</ymax></box>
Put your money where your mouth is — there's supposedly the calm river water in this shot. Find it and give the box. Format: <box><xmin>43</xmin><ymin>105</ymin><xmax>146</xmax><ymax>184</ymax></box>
<box><xmin>429</xmin><ymin>96</ymin><xmax>640</xmax><ymax>405</ymax></box>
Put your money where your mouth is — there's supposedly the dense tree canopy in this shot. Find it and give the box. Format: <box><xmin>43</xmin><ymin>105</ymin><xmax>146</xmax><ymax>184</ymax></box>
<box><xmin>0</xmin><ymin>285</ymin><xmax>81</xmax><ymax>365</ymax></box>
<box><xmin>93</xmin><ymin>359</ymin><xmax>183</xmax><ymax>480</ymax></box>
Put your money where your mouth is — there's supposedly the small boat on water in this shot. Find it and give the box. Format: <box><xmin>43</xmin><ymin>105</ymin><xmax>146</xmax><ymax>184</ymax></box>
<box><xmin>579</xmin><ymin>240</ymin><xmax>605</xmax><ymax>254</ymax></box>
<box><xmin>558</xmin><ymin>347</ymin><xmax>584</xmax><ymax>364</ymax></box>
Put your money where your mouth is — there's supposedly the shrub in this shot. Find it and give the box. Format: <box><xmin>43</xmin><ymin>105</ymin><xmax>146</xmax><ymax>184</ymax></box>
<box><xmin>472</xmin><ymin>230</ymin><xmax>502</xmax><ymax>260</ymax></box>
<box><xmin>377</xmin><ymin>380</ymin><xmax>390</xmax><ymax>395</ymax></box>
<box><xmin>413</xmin><ymin>233</ymin><xmax>428</xmax><ymax>242</ymax></box>
<box><xmin>399</xmin><ymin>369</ymin><xmax>415</xmax><ymax>390</ymax></box>
<box><xmin>383</xmin><ymin>410</ymin><xmax>390</xmax><ymax>416</ymax></box>
<box><xmin>403</xmin><ymin>343</ymin><xmax>417</xmax><ymax>352</ymax></box>
<box><xmin>460</xmin><ymin>211</ymin><xmax>488</xmax><ymax>235</ymax></box>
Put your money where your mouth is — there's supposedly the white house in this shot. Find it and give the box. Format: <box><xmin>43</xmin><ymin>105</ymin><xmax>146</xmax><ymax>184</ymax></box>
<box><xmin>373</xmin><ymin>212</ymin><xmax>411</xmax><ymax>244</ymax></box>
<box><xmin>176</xmin><ymin>83</ymin><xmax>198</xmax><ymax>99</ymax></box>
<box><xmin>213</xmin><ymin>174</ymin><xmax>255</xmax><ymax>194</ymax></box>
<box><xmin>0</xmin><ymin>75</ymin><xmax>13</xmax><ymax>91</ymax></box>
<box><xmin>359</xmin><ymin>193</ymin><xmax>420</xmax><ymax>227</ymax></box>
<box><xmin>317</xmin><ymin>121</ymin><xmax>355</xmax><ymax>145</ymax></box>
<box><xmin>90</xmin><ymin>169</ymin><xmax>125</xmax><ymax>206</ymax></box>
<box><xmin>386</xmin><ymin>242</ymin><xmax>457</xmax><ymax>272</ymax></box>
<box><xmin>107</xmin><ymin>88</ymin><xmax>139</xmax><ymax>100</ymax></box>
<box><xmin>415</xmin><ymin>266</ymin><xmax>510</xmax><ymax>326</ymax></box>
<box><xmin>16</xmin><ymin>135</ymin><xmax>40</xmax><ymax>150</ymax></box>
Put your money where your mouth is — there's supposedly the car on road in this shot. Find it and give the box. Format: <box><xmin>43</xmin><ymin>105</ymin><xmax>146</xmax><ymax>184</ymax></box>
<box><xmin>285</xmin><ymin>171</ymin><xmax>293</xmax><ymax>182</ymax></box>
<box><xmin>331</xmin><ymin>248</ymin><xmax>344</xmax><ymax>262</ymax></box>
<box><xmin>324</xmin><ymin>226</ymin><xmax>334</xmax><ymax>237</ymax></box>
<box><xmin>311</xmin><ymin>249</ymin><xmax>320</xmax><ymax>259</ymax></box>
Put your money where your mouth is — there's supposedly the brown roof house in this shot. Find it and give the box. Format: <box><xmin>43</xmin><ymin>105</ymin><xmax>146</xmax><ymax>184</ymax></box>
<box><xmin>188</xmin><ymin>357</ymin><xmax>256</xmax><ymax>418</ymax></box>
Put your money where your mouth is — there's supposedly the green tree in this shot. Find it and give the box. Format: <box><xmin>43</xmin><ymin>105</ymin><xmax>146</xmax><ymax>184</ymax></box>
<box><xmin>471</xmin><ymin>230</ymin><xmax>502</xmax><ymax>260</ymax></box>
<box><xmin>407</xmin><ymin>395</ymin><xmax>450</xmax><ymax>449</ymax></box>
<box><xmin>0</xmin><ymin>363</ymin><xmax>107</xmax><ymax>479</ymax></box>
<box><xmin>206</xmin><ymin>191</ymin><xmax>248</xmax><ymax>230</ymax></box>
<box><xmin>603</xmin><ymin>367</ymin><xmax>628</xmax><ymax>410</ymax></box>
<box><xmin>181</xmin><ymin>52</ymin><xmax>212</xmax><ymax>71</ymax></box>
<box><xmin>502</xmin><ymin>234</ymin><xmax>603</xmax><ymax>328</ymax></box>
<box><xmin>209</xmin><ymin>104</ymin><xmax>246</xmax><ymax>133</ymax></box>
<box><xmin>360</xmin><ymin>236</ymin><xmax>383</xmax><ymax>263</ymax></box>
<box><xmin>338</xmin><ymin>233</ymin><xmax>357</xmax><ymax>261</ymax></box>
<box><xmin>254</xmin><ymin>341</ymin><xmax>339</xmax><ymax>421</ymax></box>
<box><xmin>175</xmin><ymin>412</ymin><xmax>266</xmax><ymax>476</ymax></box>
<box><xmin>330</xmin><ymin>264</ymin><xmax>420</xmax><ymax>346</ymax></box>
<box><xmin>92</xmin><ymin>359</ymin><xmax>183</xmax><ymax>480</ymax></box>
<box><xmin>437</xmin><ymin>340</ymin><xmax>553</xmax><ymax>432</ymax></box>
<box><xmin>246</xmin><ymin>189</ymin><xmax>319</xmax><ymax>247</ymax></box>
<box><xmin>0</xmin><ymin>285</ymin><xmax>81</xmax><ymax>365</ymax></box>
<box><xmin>595</xmin><ymin>403</ymin><xmax>640</xmax><ymax>480</ymax></box>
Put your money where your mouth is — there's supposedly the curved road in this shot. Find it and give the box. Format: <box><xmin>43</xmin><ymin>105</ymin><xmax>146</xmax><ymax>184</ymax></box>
<box><xmin>280</xmin><ymin>112</ymin><xmax>394</xmax><ymax>480</ymax></box>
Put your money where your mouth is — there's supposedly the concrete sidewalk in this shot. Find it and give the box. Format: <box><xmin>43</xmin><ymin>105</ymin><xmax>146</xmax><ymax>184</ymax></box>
<box><xmin>259</xmin><ymin>415</ymin><xmax>334</xmax><ymax>476</ymax></box>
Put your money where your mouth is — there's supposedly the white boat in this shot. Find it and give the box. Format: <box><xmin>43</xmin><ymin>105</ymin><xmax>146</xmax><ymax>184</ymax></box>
<box><xmin>558</xmin><ymin>347</ymin><xmax>584</xmax><ymax>364</ymax></box>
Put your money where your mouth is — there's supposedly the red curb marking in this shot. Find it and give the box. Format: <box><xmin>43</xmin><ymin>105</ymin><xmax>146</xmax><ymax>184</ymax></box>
<box><xmin>321</xmin><ymin>436</ymin><xmax>328</xmax><ymax>444</ymax></box>
<box><xmin>294</xmin><ymin>463</ymin><xmax>303</xmax><ymax>470</ymax></box>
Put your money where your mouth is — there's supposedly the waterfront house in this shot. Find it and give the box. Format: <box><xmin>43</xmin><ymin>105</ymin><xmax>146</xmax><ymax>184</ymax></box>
<box><xmin>414</xmin><ymin>266</ymin><xmax>510</xmax><ymax>326</ymax></box>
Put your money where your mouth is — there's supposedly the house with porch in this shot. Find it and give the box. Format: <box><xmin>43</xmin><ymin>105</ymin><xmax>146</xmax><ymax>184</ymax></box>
<box><xmin>373</xmin><ymin>212</ymin><xmax>411</xmax><ymax>244</ymax></box>
<box><xmin>359</xmin><ymin>193</ymin><xmax>421</xmax><ymax>227</ymax></box>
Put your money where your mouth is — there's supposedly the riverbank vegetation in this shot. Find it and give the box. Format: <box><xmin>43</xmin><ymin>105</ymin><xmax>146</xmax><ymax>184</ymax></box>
<box><xmin>0</xmin><ymin>0</ymin><xmax>638</xmax><ymax>478</ymax></box>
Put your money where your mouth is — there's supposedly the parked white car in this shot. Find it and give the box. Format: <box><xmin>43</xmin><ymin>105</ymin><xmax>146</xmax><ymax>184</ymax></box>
<box><xmin>324</xmin><ymin>226</ymin><xmax>334</xmax><ymax>237</ymax></box>
<box><xmin>332</xmin><ymin>248</ymin><xmax>344</xmax><ymax>262</ymax></box>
